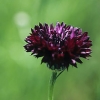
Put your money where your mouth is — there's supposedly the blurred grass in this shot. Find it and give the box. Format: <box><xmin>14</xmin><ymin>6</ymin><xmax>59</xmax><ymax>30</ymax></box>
<box><xmin>0</xmin><ymin>0</ymin><xmax>100</xmax><ymax>100</ymax></box>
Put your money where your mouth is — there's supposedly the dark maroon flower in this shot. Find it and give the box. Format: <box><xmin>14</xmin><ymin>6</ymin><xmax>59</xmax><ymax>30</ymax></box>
<box><xmin>24</xmin><ymin>22</ymin><xmax>92</xmax><ymax>70</ymax></box>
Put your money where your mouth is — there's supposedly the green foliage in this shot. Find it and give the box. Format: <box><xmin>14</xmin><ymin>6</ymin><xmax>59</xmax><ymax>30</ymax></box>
<box><xmin>0</xmin><ymin>0</ymin><xmax>99</xmax><ymax>100</ymax></box>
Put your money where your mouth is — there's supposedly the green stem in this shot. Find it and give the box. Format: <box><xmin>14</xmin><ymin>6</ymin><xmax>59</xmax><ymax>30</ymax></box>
<box><xmin>48</xmin><ymin>71</ymin><xmax>57</xmax><ymax>100</ymax></box>
<box><xmin>56</xmin><ymin>69</ymin><xmax>65</xmax><ymax>79</ymax></box>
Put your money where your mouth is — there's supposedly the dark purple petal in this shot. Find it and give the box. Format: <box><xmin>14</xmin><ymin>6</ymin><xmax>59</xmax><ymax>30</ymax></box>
<box><xmin>24</xmin><ymin>22</ymin><xmax>92</xmax><ymax>71</ymax></box>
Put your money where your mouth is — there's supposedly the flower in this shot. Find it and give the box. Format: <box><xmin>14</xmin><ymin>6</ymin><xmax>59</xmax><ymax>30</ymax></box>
<box><xmin>24</xmin><ymin>22</ymin><xmax>92</xmax><ymax>70</ymax></box>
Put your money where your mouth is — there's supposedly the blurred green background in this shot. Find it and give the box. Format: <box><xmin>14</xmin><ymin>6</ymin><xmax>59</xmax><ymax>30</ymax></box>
<box><xmin>0</xmin><ymin>0</ymin><xmax>99</xmax><ymax>100</ymax></box>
